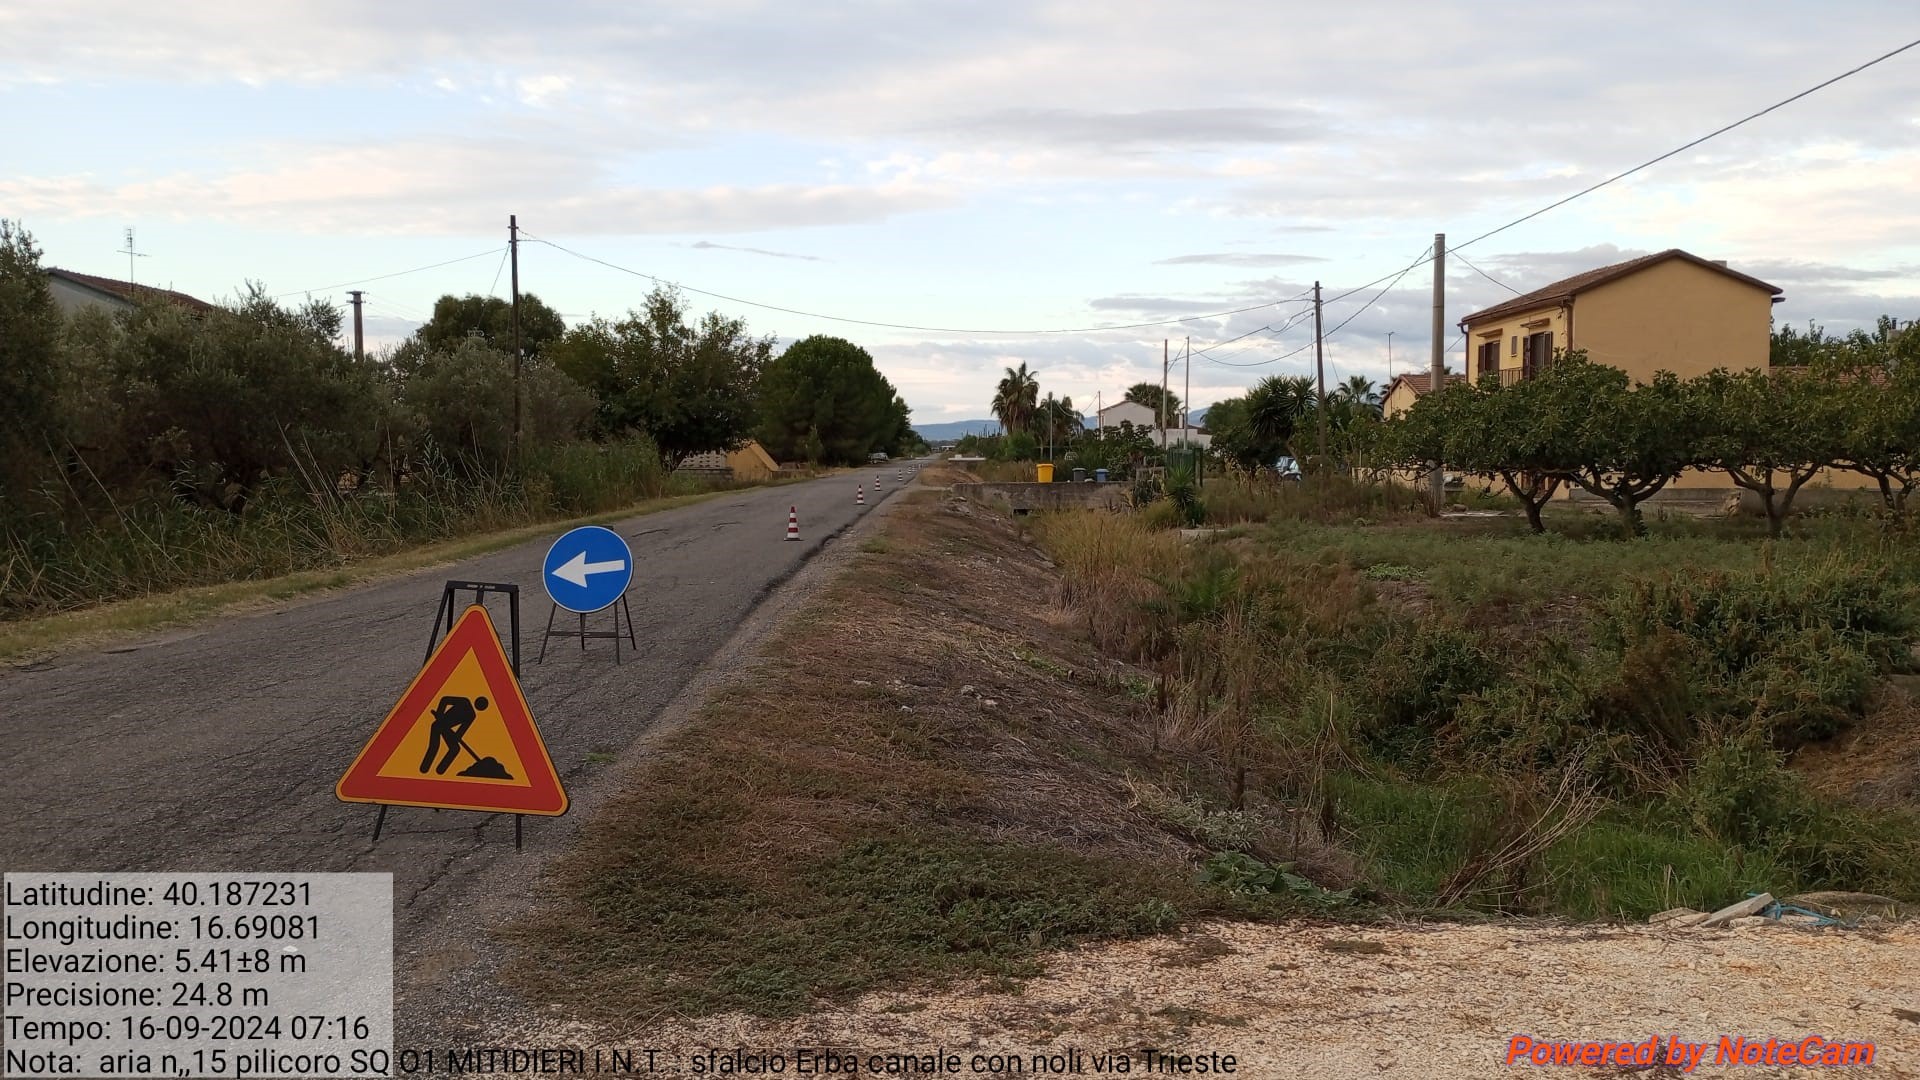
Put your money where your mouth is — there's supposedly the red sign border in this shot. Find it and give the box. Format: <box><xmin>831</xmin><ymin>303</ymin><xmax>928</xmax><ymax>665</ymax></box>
<box><xmin>336</xmin><ymin>604</ymin><xmax>568</xmax><ymax>815</ymax></box>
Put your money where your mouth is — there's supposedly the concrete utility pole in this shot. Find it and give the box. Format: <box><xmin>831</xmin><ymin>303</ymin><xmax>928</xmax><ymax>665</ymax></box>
<box><xmin>347</xmin><ymin>290</ymin><xmax>365</xmax><ymax>361</ymax></box>
<box><xmin>1430</xmin><ymin>232</ymin><xmax>1447</xmax><ymax>507</ymax></box>
<box><xmin>1313</xmin><ymin>280</ymin><xmax>1328</xmax><ymax>467</ymax></box>
<box><xmin>1386</xmin><ymin>331</ymin><xmax>1395</xmax><ymax>379</ymax></box>
<box><xmin>1183</xmin><ymin>336</ymin><xmax>1190</xmax><ymax>433</ymax></box>
<box><xmin>509</xmin><ymin>214</ymin><xmax>523</xmax><ymax>466</ymax></box>
<box><xmin>1161</xmin><ymin>339</ymin><xmax>1169</xmax><ymax>453</ymax></box>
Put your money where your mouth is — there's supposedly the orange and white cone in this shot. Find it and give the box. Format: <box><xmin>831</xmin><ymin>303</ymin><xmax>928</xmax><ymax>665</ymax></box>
<box><xmin>785</xmin><ymin>506</ymin><xmax>800</xmax><ymax>541</ymax></box>
<box><xmin>895</xmin><ymin>469</ymin><xmax>903</xmax><ymax>481</ymax></box>
<box><xmin>872</xmin><ymin>478</ymin><xmax>880</xmax><ymax>493</ymax></box>
<box><xmin>856</xmin><ymin>486</ymin><xmax>865</xmax><ymax>505</ymax></box>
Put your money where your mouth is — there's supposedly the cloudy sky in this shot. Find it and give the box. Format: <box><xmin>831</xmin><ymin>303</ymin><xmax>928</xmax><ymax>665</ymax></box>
<box><xmin>6</xmin><ymin>1</ymin><xmax>1919</xmax><ymax>424</ymax></box>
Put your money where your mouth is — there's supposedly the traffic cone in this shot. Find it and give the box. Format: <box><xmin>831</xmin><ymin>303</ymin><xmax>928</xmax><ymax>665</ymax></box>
<box><xmin>896</xmin><ymin>469</ymin><xmax>903</xmax><ymax>481</ymax></box>
<box><xmin>785</xmin><ymin>506</ymin><xmax>800</xmax><ymax>541</ymax></box>
<box><xmin>856</xmin><ymin>485</ymin><xmax>865</xmax><ymax>505</ymax></box>
<box><xmin>872</xmin><ymin>478</ymin><xmax>880</xmax><ymax>493</ymax></box>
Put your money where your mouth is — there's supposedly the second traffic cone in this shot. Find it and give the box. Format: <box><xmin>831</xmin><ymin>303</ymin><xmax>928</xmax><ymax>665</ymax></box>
<box><xmin>785</xmin><ymin>506</ymin><xmax>800</xmax><ymax>541</ymax></box>
<box><xmin>856</xmin><ymin>485</ymin><xmax>865</xmax><ymax>505</ymax></box>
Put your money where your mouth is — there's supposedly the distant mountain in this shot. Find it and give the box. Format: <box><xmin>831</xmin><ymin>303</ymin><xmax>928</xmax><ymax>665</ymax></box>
<box><xmin>915</xmin><ymin>419</ymin><xmax>1002</xmax><ymax>441</ymax></box>
<box><xmin>1188</xmin><ymin>406</ymin><xmax>1209</xmax><ymax>428</ymax></box>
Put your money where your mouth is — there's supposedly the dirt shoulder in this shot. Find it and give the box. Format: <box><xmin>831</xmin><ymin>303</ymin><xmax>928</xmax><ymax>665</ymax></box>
<box><xmin>565</xmin><ymin>918</ymin><xmax>1918</xmax><ymax>1079</ymax></box>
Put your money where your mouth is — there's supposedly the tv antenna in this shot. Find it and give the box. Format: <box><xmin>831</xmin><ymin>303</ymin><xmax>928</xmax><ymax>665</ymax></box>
<box><xmin>116</xmin><ymin>227</ymin><xmax>149</xmax><ymax>290</ymax></box>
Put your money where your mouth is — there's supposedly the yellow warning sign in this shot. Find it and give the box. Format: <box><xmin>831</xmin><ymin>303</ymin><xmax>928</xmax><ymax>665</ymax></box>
<box><xmin>336</xmin><ymin>604</ymin><xmax>567</xmax><ymax>815</ymax></box>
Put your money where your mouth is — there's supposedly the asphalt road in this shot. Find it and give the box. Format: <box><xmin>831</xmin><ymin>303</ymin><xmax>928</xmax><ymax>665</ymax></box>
<box><xmin>0</xmin><ymin>462</ymin><xmax>924</xmax><ymax>908</ymax></box>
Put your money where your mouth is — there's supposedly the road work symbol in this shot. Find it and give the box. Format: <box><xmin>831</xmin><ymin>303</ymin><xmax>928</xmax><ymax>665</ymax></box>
<box><xmin>420</xmin><ymin>694</ymin><xmax>512</xmax><ymax>778</ymax></box>
<box><xmin>542</xmin><ymin>525</ymin><xmax>633</xmax><ymax>613</ymax></box>
<box><xmin>337</xmin><ymin>604</ymin><xmax>567</xmax><ymax>816</ymax></box>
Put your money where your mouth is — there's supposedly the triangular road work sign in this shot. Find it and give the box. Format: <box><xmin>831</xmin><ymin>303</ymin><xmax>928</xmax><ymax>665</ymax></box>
<box><xmin>337</xmin><ymin>604</ymin><xmax>568</xmax><ymax>816</ymax></box>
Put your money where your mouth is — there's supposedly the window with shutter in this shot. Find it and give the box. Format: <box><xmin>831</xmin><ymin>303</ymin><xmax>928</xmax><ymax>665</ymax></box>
<box><xmin>1476</xmin><ymin>341</ymin><xmax>1499</xmax><ymax>382</ymax></box>
<box><xmin>1523</xmin><ymin>331</ymin><xmax>1554</xmax><ymax>378</ymax></box>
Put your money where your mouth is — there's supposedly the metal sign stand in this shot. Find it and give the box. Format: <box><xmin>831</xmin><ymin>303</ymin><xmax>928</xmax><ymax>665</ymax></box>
<box><xmin>536</xmin><ymin>592</ymin><xmax>637</xmax><ymax>665</ymax></box>
<box><xmin>373</xmin><ymin>580</ymin><xmax>527</xmax><ymax>850</ymax></box>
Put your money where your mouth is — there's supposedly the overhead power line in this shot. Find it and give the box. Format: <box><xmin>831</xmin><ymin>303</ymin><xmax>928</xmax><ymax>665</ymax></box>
<box><xmin>1313</xmin><ymin>36</ymin><xmax>1920</xmax><ymax>309</ymax></box>
<box><xmin>1320</xmin><ymin>245</ymin><xmax>1431</xmax><ymax>341</ymax></box>
<box><xmin>523</xmin><ymin>230</ymin><xmax>1314</xmax><ymax>335</ymax></box>
<box><xmin>1452</xmin><ymin>250</ymin><xmax>1522</xmax><ymax>296</ymax></box>
<box><xmin>272</xmin><ymin>248</ymin><xmax>503</xmax><ymax>299</ymax></box>
<box><xmin>1455</xmin><ymin>35</ymin><xmax>1920</xmax><ymax>252</ymax></box>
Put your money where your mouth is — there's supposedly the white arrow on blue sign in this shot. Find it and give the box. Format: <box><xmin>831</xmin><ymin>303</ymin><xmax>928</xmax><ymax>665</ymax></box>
<box><xmin>542</xmin><ymin>525</ymin><xmax>634</xmax><ymax>613</ymax></box>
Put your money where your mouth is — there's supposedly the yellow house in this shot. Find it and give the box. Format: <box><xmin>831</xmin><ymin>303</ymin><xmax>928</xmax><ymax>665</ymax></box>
<box><xmin>1381</xmin><ymin>371</ymin><xmax>1464</xmax><ymax>420</ymax></box>
<box><xmin>1458</xmin><ymin>249</ymin><xmax>1822</xmax><ymax>497</ymax></box>
<box><xmin>1459</xmin><ymin>248</ymin><xmax>1782</xmax><ymax>390</ymax></box>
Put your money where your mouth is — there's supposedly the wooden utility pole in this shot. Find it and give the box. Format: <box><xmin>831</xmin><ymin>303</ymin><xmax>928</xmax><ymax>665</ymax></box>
<box><xmin>1313</xmin><ymin>281</ymin><xmax>1328</xmax><ymax>467</ymax></box>
<box><xmin>347</xmin><ymin>290</ymin><xmax>365</xmax><ymax>361</ymax></box>
<box><xmin>1183</xmin><ymin>336</ymin><xmax>1190</xmax><ymax>433</ymax></box>
<box><xmin>509</xmin><ymin>214</ymin><xmax>523</xmax><ymax>466</ymax></box>
<box><xmin>1429</xmin><ymin>232</ymin><xmax>1446</xmax><ymax>508</ymax></box>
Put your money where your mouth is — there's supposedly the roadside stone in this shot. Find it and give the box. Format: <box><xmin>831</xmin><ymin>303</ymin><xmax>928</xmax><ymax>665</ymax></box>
<box><xmin>1727</xmin><ymin>915</ymin><xmax>1780</xmax><ymax>930</ymax></box>
<box><xmin>1699</xmin><ymin>892</ymin><xmax>1773</xmax><ymax>928</ymax></box>
<box><xmin>1787</xmin><ymin>891</ymin><xmax>1909</xmax><ymax>921</ymax></box>
<box><xmin>1648</xmin><ymin>907</ymin><xmax>1703</xmax><ymax>926</ymax></box>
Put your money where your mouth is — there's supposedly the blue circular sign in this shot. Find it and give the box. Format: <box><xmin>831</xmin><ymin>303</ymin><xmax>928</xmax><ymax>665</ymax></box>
<box><xmin>542</xmin><ymin>525</ymin><xmax>634</xmax><ymax>613</ymax></box>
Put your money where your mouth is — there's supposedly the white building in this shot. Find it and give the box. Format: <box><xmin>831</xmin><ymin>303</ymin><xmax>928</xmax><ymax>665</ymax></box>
<box><xmin>1093</xmin><ymin>399</ymin><xmax>1212</xmax><ymax>449</ymax></box>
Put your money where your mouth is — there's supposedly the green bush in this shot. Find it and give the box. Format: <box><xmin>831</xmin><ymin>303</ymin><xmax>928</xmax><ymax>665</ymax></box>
<box><xmin>1359</xmin><ymin>622</ymin><xmax>1503</xmax><ymax>765</ymax></box>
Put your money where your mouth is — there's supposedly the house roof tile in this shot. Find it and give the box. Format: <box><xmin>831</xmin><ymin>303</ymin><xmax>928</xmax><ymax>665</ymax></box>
<box><xmin>48</xmin><ymin>268</ymin><xmax>218</xmax><ymax>315</ymax></box>
<box><xmin>1385</xmin><ymin>372</ymin><xmax>1464</xmax><ymax>397</ymax></box>
<box><xmin>1459</xmin><ymin>249</ymin><xmax>1781</xmax><ymax>328</ymax></box>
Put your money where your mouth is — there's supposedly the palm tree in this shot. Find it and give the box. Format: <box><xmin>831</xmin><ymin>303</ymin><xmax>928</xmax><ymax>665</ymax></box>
<box><xmin>1246</xmin><ymin>374</ymin><xmax>1318</xmax><ymax>466</ymax></box>
<box><xmin>1123</xmin><ymin>382</ymin><xmax>1181</xmax><ymax>427</ymax></box>
<box><xmin>991</xmin><ymin>363</ymin><xmax>1039</xmax><ymax>436</ymax></box>
<box><xmin>1337</xmin><ymin>375</ymin><xmax>1380</xmax><ymax>409</ymax></box>
<box><xmin>1037</xmin><ymin>394</ymin><xmax>1083</xmax><ymax>454</ymax></box>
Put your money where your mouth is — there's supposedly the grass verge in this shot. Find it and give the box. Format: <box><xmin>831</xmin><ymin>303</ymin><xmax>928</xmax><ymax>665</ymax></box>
<box><xmin>505</xmin><ymin>486</ymin><xmax>1316</xmax><ymax>1022</ymax></box>
<box><xmin>0</xmin><ymin>488</ymin><xmax>735</xmax><ymax>664</ymax></box>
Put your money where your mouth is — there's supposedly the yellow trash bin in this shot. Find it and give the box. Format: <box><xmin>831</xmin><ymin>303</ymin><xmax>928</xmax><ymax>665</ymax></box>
<box><xmin>1036</xmin><ymin>463</ymin><xmax>1055</xmax><ymax>483</ymax></box>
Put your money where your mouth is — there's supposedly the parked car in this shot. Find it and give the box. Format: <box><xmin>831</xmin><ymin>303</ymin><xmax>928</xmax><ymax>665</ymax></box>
<box><xmin>868</xmin><ymin>452</ymin><xmax>890</xmax><ymax>463</ymax></box>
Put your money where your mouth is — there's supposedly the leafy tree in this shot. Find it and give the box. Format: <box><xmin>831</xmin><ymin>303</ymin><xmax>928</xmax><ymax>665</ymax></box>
<box><xmin>992</xmin><ymin>363</ymin><xmax>1039</xmax><ymax>436</ymax></box>
<box><xmin>755</xmin><ymin>335</ymin><xmax>911</xmax><ymax>465</ymax></box>
<box><xmin>0</xmin><ymin>220</ymin><xmax>62</xmax><ymax>469</ymax></box>
<box><xmin>1831</xmin><ymin>330</ymin><xmax>1920</xmax><ymax>516</ymax></box>
<box><xmin>407</xmin><ymin>292</ymin><xmax>567</xmax><ymax>366</ymax></box>
<box><xmin>1205</xmin><ymin>395</ymin><xmax>1286</xmax><ymax>474</ymax></box>
<box><xmin>1123</xmin><ymin>381</ymin><xmax>1181</xmax><ymax>426</ymax></box>
<box><xmin>1770</xmin><ymin>320</ymin><xmax>1836</xmax><ymax>368</ymax></box>
<box><xmin>1523</xmin><ymin>355</ymin><xmax>1699</xmax><ymax>537</ymax></box>
<box><xmin>1695</xmin><ymin>368</ymin><xmax>1846</xmax><ymax>536</ymax></box>
<box><xmin>1392</xmin><ymin>379</ymin><xmax>1563</xmax><ymax>533</ymax></box>
<box><xmin>111</xmin><ymin>286</ymin><xmax>391</xmax><ymax>511</ymax></box>
<box><xmin>401</xmin><ymin>338</ymin><xmax>592</xmax><ymax>470</ymax></box>
<box><xmin>1064</xmin><ymin>422</ymin><xmax>1154</xmax><ymax>478</ymax></box>
<box><xmin>548</xmin><ymin>286</ymin><xmax>770</xmax><ymax>468</ymax></box>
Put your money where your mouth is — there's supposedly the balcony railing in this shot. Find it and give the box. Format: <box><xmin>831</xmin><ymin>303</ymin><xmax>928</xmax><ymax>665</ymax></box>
<box><xmin>1476</xmin><ymin>367</ymin><xmax>1526</xmax><ymax>387</ymax></box>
